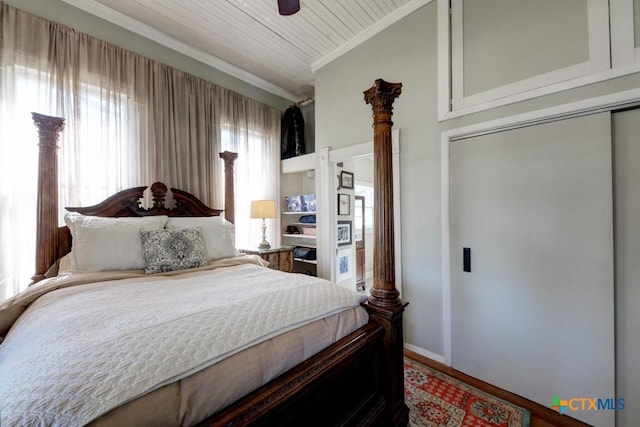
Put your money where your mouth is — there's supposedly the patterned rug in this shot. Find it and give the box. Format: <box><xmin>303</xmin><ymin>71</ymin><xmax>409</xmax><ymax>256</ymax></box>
<box><xmin>405</xmin><ymin>358</ymin><xmax>531</xmax><ymax>427</ymax></box>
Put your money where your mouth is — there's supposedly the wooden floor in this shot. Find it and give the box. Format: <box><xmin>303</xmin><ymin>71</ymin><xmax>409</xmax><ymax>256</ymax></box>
<box><xmin>404</xmin><ymin>349</ymin><xmax>592</xmax><ymax>427</ymax></box>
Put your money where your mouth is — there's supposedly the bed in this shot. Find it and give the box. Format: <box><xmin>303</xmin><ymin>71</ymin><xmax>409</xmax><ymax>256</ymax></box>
<box><xmin>0</xmin><ymin>79</ymin><xmax>407</xmax><ymax>426</ymax></box>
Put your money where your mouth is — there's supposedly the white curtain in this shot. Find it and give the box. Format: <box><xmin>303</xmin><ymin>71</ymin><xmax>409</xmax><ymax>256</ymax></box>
<box><xmin>219</xmin><ymin>91</ymin><xmax>281</xmax><ymax>249</ymax></box>
<box><xmin>0</xmin><ymin>2</ymin><xmax>281</xmax><ymax>300</ymax></box>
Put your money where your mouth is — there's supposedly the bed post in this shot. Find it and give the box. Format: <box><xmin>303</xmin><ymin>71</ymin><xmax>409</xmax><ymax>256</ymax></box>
<box><xmin>31</xmin><ymin>113</ymin><xmax>65</xmax><ymax>283</ymax></box>
<box><xmin>219</xmin><ymin>151</ymin><xmax>238</xmax><ymax>224</ymax></box>
<box><xmin>363</xmin><ymin>79</ymin><xmax>409</xmax><ymax>427</ymax></box>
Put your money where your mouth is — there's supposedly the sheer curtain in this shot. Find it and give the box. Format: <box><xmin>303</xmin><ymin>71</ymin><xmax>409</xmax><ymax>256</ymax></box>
<box><xmin>0</xmin><ymin>5</ymin><xmax>147</xmax><ymax>300</ymax></box>
<box><xmin>0</xmin><ymin>3</ymin><xmax>281</xmax><ymax>300</ymax></box>
<box><xmin>218</xmin><ymin>90</ymin><xmax>281</xmax><ymax>249</ymax></box>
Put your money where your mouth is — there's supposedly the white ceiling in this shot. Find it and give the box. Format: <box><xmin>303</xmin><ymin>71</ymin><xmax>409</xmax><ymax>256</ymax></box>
<box><xmin>62</xmin><ymin>0</ymin><xmax>429</xmax><ymax>102</ymax></box>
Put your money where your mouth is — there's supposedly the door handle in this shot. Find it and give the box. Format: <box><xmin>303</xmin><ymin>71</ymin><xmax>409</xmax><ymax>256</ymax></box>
<box><xmin>463</xmin><ymin>247</ymin><xmax>471</xmax><ymax>272</ymax></box>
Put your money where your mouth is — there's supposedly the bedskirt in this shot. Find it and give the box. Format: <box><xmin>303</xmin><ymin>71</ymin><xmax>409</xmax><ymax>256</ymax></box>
<box><xmin>88</xmin><ymin>306</ymin><xmax>368</xmax><ymax>426</ymax></box>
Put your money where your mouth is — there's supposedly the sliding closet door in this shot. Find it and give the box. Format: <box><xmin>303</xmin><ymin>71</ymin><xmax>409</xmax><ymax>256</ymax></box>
<box><xmin>613</xmin><ymin>108</ymin><xmax>640</xmax><ymax>427</ymax></box>
<box><xmin>450</xmin><ymin>113</ymin><xmax>614</xmax><ymax>426</ymax></box>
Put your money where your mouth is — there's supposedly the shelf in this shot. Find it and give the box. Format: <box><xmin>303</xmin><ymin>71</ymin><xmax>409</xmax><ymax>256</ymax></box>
<box><xmin>290</xmin><ymin>243</ymin><xmax>316</xmax><ymax>248</ymax></box>
<box><xmin>294</xmin><ymin>258</ymin><xmax>317</xmax><ymax>265</ymax></box>
<box><xmin>281</xmin><ymin>211</ymin><xmax>317</xmax><ymax>215</ymax></box>
<box><xmin>290</xmin><ymin>222</ymin><xmax>316</xmax><ymax>227</ymax></box>
<box><xmin>283</xmin><ymin>233</ymin><xmax>316</xmax><ymax>239</ymax></box>
<box><xmin>281</xmin><ymin>152</ymin><xmax>316</xmax><ymax>173</ymax></box>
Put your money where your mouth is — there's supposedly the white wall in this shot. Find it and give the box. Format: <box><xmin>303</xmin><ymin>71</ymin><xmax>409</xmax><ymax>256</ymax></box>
<box><xmin>315</xmin><ymin>4</ymin><xmax>443</xmax><ymax>353</ymax></box>
<box><xmin>353</xmin><ymin>157</ymin><xmax>374</xmax><ymax>279</ymax></box>
<box><xmin>461</xmin><ymin>0</ymin><xmax>589</xmax><ymax>96</ymax></box>
<box><xmin>301</xmin><ymin>102</ymin><xmax>315</xmax><ymax>153</ymax></box>
<box><xmin>314</xmin><ymin>1</ymin><xmax>640</xmax><ymax>360</ymax></box>
<box><xmin>353</xmin><ymin>157</ymin><xmax>373</xmax><ymax>186</ymax></box>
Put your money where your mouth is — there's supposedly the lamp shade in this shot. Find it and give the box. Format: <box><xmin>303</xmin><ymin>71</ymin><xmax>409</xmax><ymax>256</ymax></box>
<box><xmin>251</xmin><ymin>200</ymin><xmax>276</xmax><ymax>219</ymax></box>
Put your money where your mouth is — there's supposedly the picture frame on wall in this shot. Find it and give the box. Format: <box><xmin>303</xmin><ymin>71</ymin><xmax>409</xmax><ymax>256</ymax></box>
<box><xmin>340</xmin><ymin>171</ymin><xmax>354</xmax><ymax>189</ymax></box>
<box><xmin>337</xmin><ymin>220</ymin><xmax>352</xmax><ymax>246</ymax></box>
<box><xmin>338</xmin><ymin>193</ymin><xmax>350</xmax><ymax>216</ymax></box>
<box><xmin>336</xmin><ymin>247</ymin><xmax>352</xmax><ymax>281</ymax></box>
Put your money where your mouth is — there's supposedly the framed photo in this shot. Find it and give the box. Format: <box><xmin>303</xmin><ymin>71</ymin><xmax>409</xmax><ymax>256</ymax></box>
<box><xmin>337</xmin><ymin>193</ymin><xmax>350</xmax><ymax>216</ymax></box>
<box><xmin>340</xmin><ymin>171</ymin><xmax>354</xmax><ymax>189</ymax></box>
<box><xmin>336</xmin><ymin>247</ymin><xmax>352</xmax><ymax>281</ymax></box>
<box><xmin>337</xmin><ymin>220</ymin><xmax>352</xmax><ymax>246</ymax></box>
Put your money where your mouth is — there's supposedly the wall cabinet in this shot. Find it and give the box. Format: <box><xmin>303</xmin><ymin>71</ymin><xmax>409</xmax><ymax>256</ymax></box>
<box><xmin>439</xmin><ymin>0</ymin><xmax>640</xmax><ymax>119</ymax></box>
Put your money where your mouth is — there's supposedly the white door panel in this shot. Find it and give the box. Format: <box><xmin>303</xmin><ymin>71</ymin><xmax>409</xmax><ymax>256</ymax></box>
<box><xmin>450</xmin><ymin>113</ymin><xmax>614</xmax><ymax>426</ymax></box>
<box><xmin>613</xmin><ymin>108</ymin><xmax>640</xmax><ymax>427</ymax></box>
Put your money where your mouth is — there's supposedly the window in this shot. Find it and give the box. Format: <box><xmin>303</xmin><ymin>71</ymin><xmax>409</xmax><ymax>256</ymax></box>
<box><xmin>220</xmin><ymin>124</ymin><xmax>279</xmax><ymax>249</ymax></box>
<box><xmin>0</xmin><ymin>4</ymin><xmax>281</xmax><ymax>300</ymax></box>
<box><xmin>0</xmin><ymin>64</ymin><xmax>141</xmax><ymax>299</ymax></box>
<box><xmin>355</xmin><ymin>184</ymin><xmax>374</xmax><ymax>234</ymax></box>
<box><xmin>0</xmin><ymin>68</ymin><xmax>43</xmax><ymax>300</ymax></box>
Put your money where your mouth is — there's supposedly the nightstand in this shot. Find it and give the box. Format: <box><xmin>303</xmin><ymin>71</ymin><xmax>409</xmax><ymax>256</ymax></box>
<box><xmin>240</xmin><ymin>246</ymin><xmax>295</xmax><ymax>273</ymax></box>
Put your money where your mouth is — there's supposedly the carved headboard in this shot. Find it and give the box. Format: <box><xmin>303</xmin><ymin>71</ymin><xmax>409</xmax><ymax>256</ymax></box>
<box><xmin>30</xmin><ymin>112</ymin><xmax>238</xmax><ymax>282</ymax></box>
<box><xmin>65</xmin><ymin>182</ymin><xmax>225</xmax><ymax>218</ymax></box>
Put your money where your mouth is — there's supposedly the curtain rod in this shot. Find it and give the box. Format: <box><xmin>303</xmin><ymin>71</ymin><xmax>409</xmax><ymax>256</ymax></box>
<box><xmin>294</xmin><ymin>96</ymin><xmax>314</xmax><ymax>107</ymax></box>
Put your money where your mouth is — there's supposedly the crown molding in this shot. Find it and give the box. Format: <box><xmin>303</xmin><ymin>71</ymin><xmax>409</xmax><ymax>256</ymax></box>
<box><xmin>61</xmin><ymin>0</ymin><xmax>299</xmax><ymax>102</ymax></box>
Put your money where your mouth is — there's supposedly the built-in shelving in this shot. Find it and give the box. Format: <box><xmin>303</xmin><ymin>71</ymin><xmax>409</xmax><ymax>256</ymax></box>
<box><xmin>282</xmin><ymin>233</ymin><xmax>316</xmax><ymax>239</ymax></box>
<box><xmin>281</xmin><ymin>153</ymin><xmax>316</xmax><ymax>173</ymax></box>
<box><xmin>291</xmin><ymin>243</ymin><xmax>316</xmax><ymax>249</ymax></box>
<box><xmin>281</xmin><ymin>156</ymin><xmax>317</xmax><ymax>276</ymax></box>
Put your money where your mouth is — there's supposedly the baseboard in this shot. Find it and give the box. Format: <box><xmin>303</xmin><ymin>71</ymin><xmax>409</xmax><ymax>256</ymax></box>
<box><xmin>403</xmin><ymin>343</ymin><xmax>447</xmax><ymax>365</ymax></box>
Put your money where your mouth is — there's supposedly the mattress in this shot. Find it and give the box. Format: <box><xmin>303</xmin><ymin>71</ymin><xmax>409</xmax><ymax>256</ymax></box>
<box><xmin>0</xmin><ymin>256</ymin><xmax>369</xmax><ymax>426</ymax></box>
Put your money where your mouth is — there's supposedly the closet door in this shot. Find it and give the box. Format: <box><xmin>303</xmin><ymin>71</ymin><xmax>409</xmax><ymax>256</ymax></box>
<box><xmin>613</xmin><ymin>108</ymin><xmax>640</xmax><ymax>427</ymax></box>
<box><xmin>450</xmin><ymin>113</ymin><xmax>614</xmax><ymax>426</ymax></box>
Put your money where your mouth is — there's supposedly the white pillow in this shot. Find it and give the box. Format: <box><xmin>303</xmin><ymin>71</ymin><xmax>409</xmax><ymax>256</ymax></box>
<box><xmin>58</xmin><ymin>253</ymin><xmax>74</xmax><ymax>275</ymax></box>
<box><xmin>64</xmin><ymin>213</ymin><xmax>169</xmax><ymax>271</ymax></box>
<box><xmin>165</xmin><ymin>216</ymin><xmax>238</xmax><ymax>261</ymax></box>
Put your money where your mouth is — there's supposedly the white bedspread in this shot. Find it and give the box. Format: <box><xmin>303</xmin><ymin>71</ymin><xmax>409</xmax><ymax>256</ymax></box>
<box><xmin>0</xmin><ymin>260</ymin><xmax>365</xmax><ymax>426</ymax></box>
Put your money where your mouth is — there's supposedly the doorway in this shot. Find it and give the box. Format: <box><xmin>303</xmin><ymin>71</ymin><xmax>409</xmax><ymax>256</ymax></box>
<box><xmin>316</xmin><ymin>131</ymin><xmax>401</xmax><ymax>296</ymax></box>
<box><xmin>354</xmin><ymin>195</ymin><xmax>366</xmax><ymax>291</ymax></box>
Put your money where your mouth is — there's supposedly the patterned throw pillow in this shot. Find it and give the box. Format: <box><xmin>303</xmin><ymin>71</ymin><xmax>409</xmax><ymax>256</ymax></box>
<box><xmin>140</xmin><ymin>227</ymin><xmax>207</xmax><ymax>274</ymax></box>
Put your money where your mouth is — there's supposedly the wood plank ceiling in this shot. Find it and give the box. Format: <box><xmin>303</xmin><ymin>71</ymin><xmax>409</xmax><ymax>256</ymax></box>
<box><xmin>65</xmin><ymin>0</ymin><xmax>426</xmax><ymax>101</ymax></box>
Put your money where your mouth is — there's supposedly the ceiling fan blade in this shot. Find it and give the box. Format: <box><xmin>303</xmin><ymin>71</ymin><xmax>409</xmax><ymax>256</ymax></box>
<box><xmin>278</xmin><ymin>0</ymin><xmax>300</xmax><ymax>15</ymax></box>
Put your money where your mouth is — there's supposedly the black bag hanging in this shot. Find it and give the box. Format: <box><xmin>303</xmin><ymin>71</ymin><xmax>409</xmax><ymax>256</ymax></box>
<box><xmin>281</xmin><ymin>105</ymin><xmax>306</xmax><ymax>159</ymax></box>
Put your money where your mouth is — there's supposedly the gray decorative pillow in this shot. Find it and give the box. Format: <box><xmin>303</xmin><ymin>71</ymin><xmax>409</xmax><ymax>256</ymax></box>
<box><xmin>140</xmin><ymin>227</ymin><xmax>207</xmax><ymax>274</ymax></box>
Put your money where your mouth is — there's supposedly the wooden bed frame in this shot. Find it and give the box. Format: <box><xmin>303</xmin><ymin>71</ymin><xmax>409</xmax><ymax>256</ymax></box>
<box><xmin>30</xmin><ymin>79</ymin><xmax>408</xmax><ymax>426</ymax></box>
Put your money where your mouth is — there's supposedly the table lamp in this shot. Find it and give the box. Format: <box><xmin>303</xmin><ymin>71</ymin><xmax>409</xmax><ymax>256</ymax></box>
<box><xmin>251</xmin><ymin>200</ymin><xmax>276</xmax><ymax>249</ymax></box>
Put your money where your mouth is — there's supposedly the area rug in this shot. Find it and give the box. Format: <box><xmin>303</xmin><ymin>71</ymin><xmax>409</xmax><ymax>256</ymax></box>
<box><xmin>405</xmin><ymin>358</ymin><xmax>531</xmax><ymax>427</ymax></box>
